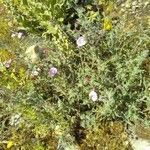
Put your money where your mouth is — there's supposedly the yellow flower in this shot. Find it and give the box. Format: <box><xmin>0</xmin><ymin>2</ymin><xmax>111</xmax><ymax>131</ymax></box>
<box><xmin>103</xmin><ymin>18</ymin><xmax>112</xmax><ymax>30</ymax></box>
<box><xmin>7</xmin><ymin>141</ymin><xmax>13</xmax><ymax>149</ymax></box>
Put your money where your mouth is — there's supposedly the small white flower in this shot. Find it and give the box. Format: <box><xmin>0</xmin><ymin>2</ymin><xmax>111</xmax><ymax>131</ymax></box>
<box><xmin>17</xmin><ymin>32</ymin><xmax>23</xmax><ymax>39</ymax></box>
<box><xmin>37</xmin><ymin>68</ymin><xmax>41</xmax><ymax>72</ymax></box>
<box><xmin>11</xmin><ymin>33</ymin><xmax>17</xmax><ymax>38</ymax></box>
<box><xmin>89</xmin><ymin>90</ymin><xmax>98</xmax><ymax>101</ymax></box>
<box><xmin>48</xmin><ymin>67</ymin><xmax>58</xmax><ymax>77</ymax></box>
<box><xmin>76</xmin><ymin>36</ymin><xmax>86</xmax><ymax>47</ymax></box>
<box><xmin>31</xmin><ymin>70</ymin><xmax>39</xmax><ymax>76</ymax></box>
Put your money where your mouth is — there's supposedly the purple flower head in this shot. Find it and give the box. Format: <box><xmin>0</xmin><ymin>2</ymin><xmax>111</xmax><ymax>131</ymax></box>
<box><xmin>48</xmin><ymin>67</ymin><xmax>57</xmax><ymax>77</ymax></box>
<box><xmin>76</xmin><ymin>36</ymin><xmax>87</xmax><ymax>47</ymax></box>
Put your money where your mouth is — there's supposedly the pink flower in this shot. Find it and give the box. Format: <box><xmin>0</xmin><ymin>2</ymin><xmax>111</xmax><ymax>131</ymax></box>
<box><xmin>76</xmin><ymin>36</ymin><xmax>86</xmax><ymax>47</ymax></box>
<box><xmin>3</xmin><ymin>59</ymin><xmax>12</xmax><ymax>68</ymax></box>
<box><xmin>48</xmin><ymin>67</ymin><xmax>57</xmax><ymax>77</ymax></box>
<box><xmin>89</xmin><ymin>90</ymin><xmax>98</xmax><ymax>102</ymax></box>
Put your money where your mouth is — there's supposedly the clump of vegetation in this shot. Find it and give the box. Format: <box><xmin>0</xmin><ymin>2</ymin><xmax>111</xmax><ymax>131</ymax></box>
<box><xmin>0</xmin><ymin>0</ymin><xmax>149</xmax><ymax>149</ymax></box>
<box><xmin>80</xmin><ymin>121</ymin><xmax>132</xmax><ymax>150</ymax></box>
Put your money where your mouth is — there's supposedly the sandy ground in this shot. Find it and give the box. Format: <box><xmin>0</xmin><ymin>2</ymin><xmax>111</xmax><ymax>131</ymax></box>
<box><xmin>130</xmin><ymin>138</ymin><xmax>150</xmax><ymax>150</ymax></box>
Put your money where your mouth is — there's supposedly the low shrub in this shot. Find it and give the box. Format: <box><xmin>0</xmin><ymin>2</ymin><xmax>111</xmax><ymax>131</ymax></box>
<box><xmin>0</xmin><ymin>0</ymin><xmax>149</xmax><ymax>149</ymax></box>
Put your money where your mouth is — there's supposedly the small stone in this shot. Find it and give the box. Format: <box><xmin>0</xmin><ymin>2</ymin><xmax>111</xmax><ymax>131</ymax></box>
<box><xmin>25</xmin><ymin>45</ymin><xmax>43</xmax><ymax>63</ymax></box>
<box><xmin>9</xmin><ymin>113</ymin><xmax>21</xmax><ymax>126</ymax></box>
